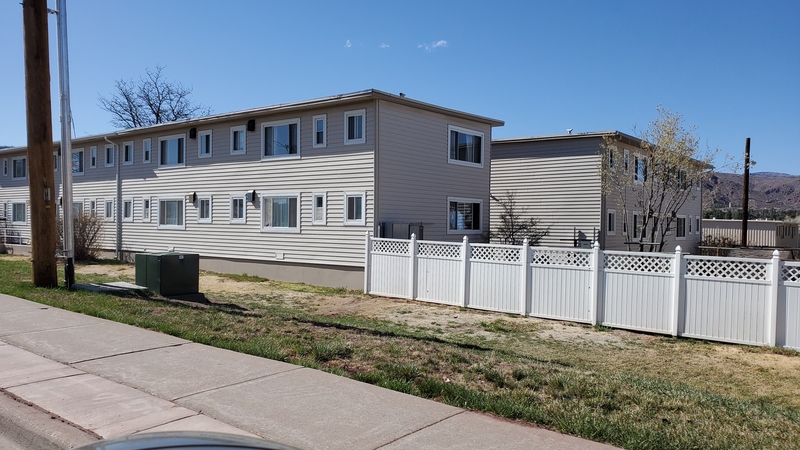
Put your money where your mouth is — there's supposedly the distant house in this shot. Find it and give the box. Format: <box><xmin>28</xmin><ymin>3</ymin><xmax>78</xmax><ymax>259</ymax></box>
<box><xmin>702</xmin><ymin>219</ymin><xmax>799</xmax><ymax>248</ymax></box>
<box><xmin>0</xmin><ymin>90</ymin><xmax>503</xmax><ymax>288</ymax></box>
<box><xmin>490</xmin><ymin>131</ymin><xmax>703</xmax><ymax>252</ymax></box>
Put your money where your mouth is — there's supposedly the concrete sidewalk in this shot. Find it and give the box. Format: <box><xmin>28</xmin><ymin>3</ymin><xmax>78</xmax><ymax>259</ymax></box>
<box><xmin>0</xmin><ymin>293</ymin><xmax>616</xmax><ymax>449</ymax></box>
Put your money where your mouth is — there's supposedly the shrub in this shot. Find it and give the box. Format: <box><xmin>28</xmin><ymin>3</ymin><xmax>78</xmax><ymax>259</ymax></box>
<box><xmin>56</xmin><ymin>213</ymin><xmax>104</xmax><ymax>261</ymax></box>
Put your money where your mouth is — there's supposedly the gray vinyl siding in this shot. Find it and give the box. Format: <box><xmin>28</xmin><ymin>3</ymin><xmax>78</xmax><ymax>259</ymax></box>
<box><xmin>0</xmin><ymin>149</ymin><xmax>33</xmax><ymax>245</ymax></box>
<box><xmin>491</xmin><ymin>139</ymin><xmax>602</xmax><ymax>247</ymax></box>
<box><xmin>376</xmin><ymin>101</ymin><xmax>492</xmax><ymax>242</ymax></box>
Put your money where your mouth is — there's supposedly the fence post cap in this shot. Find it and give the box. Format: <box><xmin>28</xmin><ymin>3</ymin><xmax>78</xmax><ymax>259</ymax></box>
<box><xmin>675</xmin><ymin>245</ymin><xmax>682</xmax><ymax>254</ymax></box>
<box><xmin>410</xmin><ymin>233</ymin><xmax>416</xmax><ymax>240</ymax></box>
<box><xmin>592</xmin><ymin>241</ymin><xmax>600</xmax><ymax>249</ymax></box>
<box><xmin>523</xmin><ymin>238</ymin><xmax>529</xmax><ymax>246</ymax></box>
<box><xmin>773</xmin><ymin>249</ymin><xmax>780</xmax><ymax>257</ymax></box>
<box><xmin>463</xmin><ymin>235</ymin><xmax>469</xmax><ymax>243</ymax></box>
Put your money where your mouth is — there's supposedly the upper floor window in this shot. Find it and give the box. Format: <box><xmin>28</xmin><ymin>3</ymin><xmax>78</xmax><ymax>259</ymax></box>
<box><xmin>448</xmin><ymin>125</ymin><xmax>483</xmax><ymax>167</ymax></box>
<box><xmin>90</xmin><ymin>146</ymin><xmax>97</xmax><ymax>168</ymax></box>
<box><xmin>634</xmin><ymin>154</ymin><xmax>647</xmax><ymax>182</ymax></box>
<box><xmin>72</xmin><ymin>149</ymin><xmax>84</xmax><ymax>175</ymax></box>
<box><xmin>105</xmin><ymin>144</ymin><xmax>115</xmax><ymax>167</ymax></box>
<box><xmin>313</xmin><ymin>115</ymin><xmax>326</xmax><ymax>148</ymax></box>
<box><xmin>262</xmin><ymin>119</ymin><xmax>299</xmax><ymax>158</ymax></box>
<box><xmin>623</xmin><ymin>149</ymin><xmax>629</xmax><ymax>171</ymax></box>
<box><xmin>231</xmin><ymin>126</ymin><xmax>246</xmax><ymax>155</ymax></box>
<box><xmin>158</xmin><ymin>134</ymin><xmax>186</xmax><ymax>168</ymax></box>
<box><xmin>123</xmin><ymin>141</ymin><xmax>134</xmax><ymax>165</ymax></box>
<box><xmin>2</xmin><ymin>158</ymin><xmax>7</xmax><ymax>176</ymax></box>
<box><xmin>447</xmin><ymin>197</ymin><xmax>481</xmax><ymax>234</ymax></box>
<box><xmin>143</xmin><ymin>139</ymin><xmax>151</xmax><ymax>163</ymax></box>
<box><xmin>198</xmin><ymin>130</ymin><xmax>213</xmax><ymax>158</ymax></box>
<box><xmin>12</xmin><ymin>156</ymin><xmax>26</xmax><ymax>180</ymax></box>
<box><xmin>344</xmin><ymin>109</ymin><xmax>365</xmax><ymax>145</ymax></box>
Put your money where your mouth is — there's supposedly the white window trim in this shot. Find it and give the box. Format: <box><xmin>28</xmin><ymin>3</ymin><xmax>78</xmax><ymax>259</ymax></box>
<box><xmin>230</xmin><ymin>125</ymin><xmax>246</xmax><ymax>155</ymax></box>
<box><xmin>623</xmin><ymin>149</ymin><xmax>630</xmax><ymax>172</ymax></box>
<box><xmin>676</xmin><ymin>214</ymin><xmax>687</xmax><ymax>240</ymax></box>
<box><xmin>607</xmin><ymin>209</ymin><xmax>616</xmax><ymax>236</ymax></box>
<box><xmin>104</xmin><ymin>198</ymin><xmax>115</xmax><ymax>222</ymax></box>
<box><xmin>53</xmin><ymin>151</ymin><xmax>59</xmax><ymax>172</ymax></box>
<box><xmin>447</xmin><ymin>125</ymin><xmax>485</xmax><ymax>168</ymax></box>
<box><xmin>312</xmin><ymin>192</ymin><xmax>327</xmax><ymax>225</ymax></box>
<box><xmin>198</xmin><ymin>130</ymin><xmax>213</xmax><ymax>159</ymax></box>
<box><xmin>157</xmin><ymin>133</ymin><xmax>187</xmax><ymax>169</ymax></box>
<box><xmin>261</xmin><ymin>118</ymin><xmax>301</xmax><ymax>159</ymax></box>
<box><xmin>72</xmin><ymin>148</ymin><xmax>85</xmax><ymax>176</ymax></box>
<box><xmin>260</xmin><ymin>193</ymin><xmax>301</xmax><ymax>233</ymax></box>
<box><xmin>11</xmin><ymin>156</ymin><xmax>26</xmax><ymax>181</ymax></box>
<box><xmin>633</xmin><ymin>153</ymin><xmax>646</xmax><ymax>183</ymax></box>
<box><xmin>142</xmin><ymin>139</ymin><xmax>151</xmax><ymax>164</ymax></box>
<box><xmin>141</xmin><ymin>197</ymin><xmax>152</xmax><ymax>223</ymax></box>
<box><xmin>197</xmin><ymin>195</ymin><xmax>212</xmax><ymax>224</ymax></box>
<box><xmin>11</xmin><ymin>201</ymin><xmax>27</xmax><ymax>224</ymax></box>
<box><xmin>105</xmin><ymin>144</ymin><xmax>115</xmax><ymax>167</ymax></box>
<box><xmin>622</xmin><ymin>212</ymin><xmax>628</xmax><ymax>236</ymax></box>
<box><xmin>688</xmin><ymin>214</ymin><xmax>693</xmax><ymax>235</ymax></box>
<box><xmin>122</xmin><ymin>141</ymin><xmax>134</xmax><ymax>165</ymax></box>
<box><xmin>344</xmin><ymin>109</ymin><xmax>366</xmax><ymax>145</ymax></box>
<box><xmin>343</xmin><ymin>192</ymin><xmax>366</xmax><ymax>226</ymax></box>
<box><xmin>90</xmin><ymin>146</ymin><xmax>97</xmax><ymax>168</ymax></box>
<box><xmin>446</xmin><ymin>196</ymin><xmax>483</xmax><ymax>235</ymax></box>
<box><xmin>122</xmin><ymin>197</ymin><xmax>134</xmax><ymax>222</ymax></box>
<box><xmin>157</xmin><ymin>197</ymin><xmax>186</xmax><ymax>230</ymax></box>
<box><xmin>631</xmin><ymin>211</ymin><xmax>642</xmax><ymax>239</ymax></box>
<box><xmin>2</xmin><ymin>158</ymin><xmax>7</xmax><ymax>176</ymax></box>
<box><xmin>229</xmin><ymin>195</ymin><xmax>247</xmax><ymax>224</ymax></box>
<box><xmin>312</xmin><ymin>114</ymin><xmax>327</xmax><ymax>148</ymax></box>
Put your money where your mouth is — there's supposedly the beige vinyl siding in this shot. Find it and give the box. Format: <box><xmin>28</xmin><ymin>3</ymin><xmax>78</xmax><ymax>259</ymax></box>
<box><xmin>0</xmin><ymin>149</ymin><xmax>33</xmax><ymax>245</ymax></box>
<box><xmin>491</xmin><ymin>139</ymin><xmax>602</xmax><ymax>247</ymax></box>
<box><xmin>702</xmin><ymin>219</ymin><xmax>798</xmax><ymax>248</ymax></box>
<box><xmin>376</xmin><ymin>101</ymin><xmax>492</xmax><ymax>242</ymax></box>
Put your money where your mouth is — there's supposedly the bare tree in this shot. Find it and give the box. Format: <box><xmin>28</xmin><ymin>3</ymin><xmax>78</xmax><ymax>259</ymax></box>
<box><xmin>98</xmin><ymin>65</ymin><xmax>211</xmax><ymax>129</ymax></box>
<box><xmin>490</xmin><ymin>191</ymin><xmax>549</xmax><ymax>245</ymax></box>
<box><xmin>600</xmin><ymin>106</ymin><xmax>716</xmax><ymax>252</ymax></box>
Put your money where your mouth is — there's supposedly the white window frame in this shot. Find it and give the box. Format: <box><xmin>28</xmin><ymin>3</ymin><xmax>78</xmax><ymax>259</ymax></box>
<box><xmin>344</xmin><ymin>109</ymin><xmax>366</xmax><ymax>145</ymax></box>
<box><xmin>688</xmin><ymin>215</ymin><xmax>693</xmax><ymax>235</ymax></box>
<box><xmin>72</xmin><ymin>200</ymin><xmax>83</xmax><ymax>217</ymax></box>
<box><xmin>90</xmin><ymin>146</ymin><xmax>97</xmax><ymax>168</ymax></box>
<box><xmin>89</xmin><ymin>200</ymin><xmax>97</xmax><ymax>218</ymax></box>
<box><xmin>230</xmin><ymin>195</ymin><xmax>246</xmax><ymax>224</ymax></box>
<box><xmin>72</xmin><ymin>148</ymin><xmax>85</xmax><ymax>176</ymax></box>
<box><xmin>262</xmin><ymin>118</ymin><xmax>301</xmax><ymax>159</ymax></box>
<box><xmin>447</xmin><ymin>196</ymin><xmax>482</xmax><ymax>234</ymax></box>
<box><xmin>122</xmin><ymin>198</ymin><xmax>134</xmax><ymax>222</ymax></box>
<box><xmin>158</xmin><ymin>133</ymin><xmax>186</xmax><ymax>168</ymax></box>
<box><xmin>105</xmin><ymin>144</ymin><xmax>115</xmax><ymax>167</ymax></box>
<box><xmin>104</xmin><ymin>198</ymin><xmax>115</xmax><ymax>222</ymax></box>
<box><xmin>197</xmin><ymin>195</ymin><xmax>212</xmax><ymax>223</ymax></box>
<box><xmin>2</xmin><ymin>158</ymin><xmax>7</xmax><ymax>176</ymax></box>
<box><xmin>141</xmin><ymin>197</ymin><xmax>151</xmax><ymax>222</ymax></box>
<box><xmin>198</xmin><ymin>130</ymin><xmax>213</xmax><ymax>158</ymax></box>
<box><xmin>312</xmin><ymin>192</ymin><xmax>327</xmax><ymax>225</ymax></box>
<box><xmin>122</xmin><ymin>141</ymin><xmax>134</xmax><ymax>165</ymax></box>
<box><xmin>607</xmin><ymin>209</ymin><xmax>616</xmax><ymax>235</ymax></box>
<box><xmin>230</xmin><ymin>125</ymin><xmax>246</xmax><ymax>155</ymax></box>
<box><xmin>447</xmin><ymin>125</ymin><xmax>484</xmax><ymax>168</ymax></box>
<box><xmin>11</xmin><ymin>202</ymin><xmax>26</xmax><ymax>224</ymax></box>
<box><xmin>11</xmin><ymin>156</ymin><xmax>27</xmax><ymax>180</ymax></box>
<box><xmin>53</xmin><ymin>151</ymin><xmax>59</xmax><ymax>172</ymax></box>
<box><xmin>676</xmin><ymin>215</ymin><xmax>687</xmax><ymax>240</ymax></box>
<box><xmin>344</xmin><ymin>192</ymin><xmax>366</xmax><ymax>226</ymax></box>
<box><xmin>260</xmin><ymin>193</ymin><xmax>301</xmax><ymax>233</ymax></box>
<box><xmin>142</xmin><ymin>139</ymin><xmax>151</xmax><ymax>164</ymax></box>
<box><xmin>157</xmin><ymin>197</ymin><xmax>186</xmax><ymax>230</ymax></box>
<box><xmin>312</xmin><ymin>114</ymin><xmax>327</xmax><ymax>148</ymax></box>
<box><xmin>634</xmin><ymin>154</ymin><xmax>646</xmax><ymax>183</ymax></box>
<box><xmin>623</xmin><ymin>149</ymin><xmax>629</xmax><ymax>172</ymax></box>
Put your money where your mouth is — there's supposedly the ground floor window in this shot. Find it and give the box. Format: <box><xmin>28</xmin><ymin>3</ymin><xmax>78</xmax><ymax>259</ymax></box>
<box><xmin>344</xmin><ymin>192</ymin><xmax>365</xmax><ymax>226</ymax></box>
<box><xmin>607</xmin><ymin>209</ymin><xmax>616</xmax><ymax>235</ymax></box>
<box><xmin>12</xmin><ymin>202</ymin><xmax>26</xmax><ymax>223</ymax></box>
<box><xmin>312</xmin><ymin>193</ymin><xmax>326</xmax><ymax>225</ymax></box>
<box><xmin>198</xmin><ymin>196</ymin><xmax>212</xmax><ymax>223</ymax></box>
<box><xmin>261</xmin><ymin>194</ymin><xmax>299</xmax><ymax>232</ymax></box>
<box><xmin>159</xmin><ymin>198</ymin><xmax>185</xmax><ymax>229</ymax></box>
<box><xmin>230</xmin><ymin>196</ymin><xmax>246</xmax><ymax>224</ymax></box>
<box><xmin>104</xmin><ymin>199</ymin><xmax>114</xmax><ymax>221</ymax></box>
<box><xmin>448</xmin><ymin>197</ymin><xmax>481</xmax><ymax>233</ymax></box>
<box><xmin>676</xmin><ymin>216</ymin><xmax>686</xmax><ymax>239</ymax></box>
<box><xmin>123</xmin><ymin>199</ymin><xmax>133</xmax><ymax>222</ymax></box>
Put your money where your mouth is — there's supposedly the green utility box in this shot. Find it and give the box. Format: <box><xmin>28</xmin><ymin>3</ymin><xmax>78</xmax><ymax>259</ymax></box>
<box><xmin>135</xmin><ymin>252</ymin><xmax>199</xmax><ymax>296</ymax></box>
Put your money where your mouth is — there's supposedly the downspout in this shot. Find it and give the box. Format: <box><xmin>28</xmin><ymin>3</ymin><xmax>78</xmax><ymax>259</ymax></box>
<box><xmin>104</xmin><ymin>136</ymin><xmax>121</xmax><ymax>259</ymax></box>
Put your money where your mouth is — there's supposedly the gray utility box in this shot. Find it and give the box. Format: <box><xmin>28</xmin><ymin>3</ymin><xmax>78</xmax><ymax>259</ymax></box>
<box><xmin>135</xmin><ymin>252</ymin><xmax>199</xmax><ymax>296</ymax></box>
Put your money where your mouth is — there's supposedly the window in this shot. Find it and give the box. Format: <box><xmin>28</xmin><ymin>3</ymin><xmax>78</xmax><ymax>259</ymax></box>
<box><xmin>72</xmin><ymin>149</ymin><xmax>84</xmax><ymax>175</ymax></box>
<box><xmin>143</xmin><ymin>139</ymin><xmax>151</xmax><ymax>163</ymax></box>
<box><xmin>607</xmin><ymin>148</ymin><xmax>615</xmax><ymax>168</ymax></box>
<box><xmin>105</xmin><ymin>144</ymin><xmax>115</xmax><ymax>167</ymax></box>
<box><xmin>623</xmin><ymin>149</ymin><xmax>629</xmax><ymax>171</ymax></box>
<box><xmin>448</xmin><ymin>197</ymin><xmax>481</xmax><ymax>233</ymax></box>
<box><xmin>12</xmin><ymin>156</ymin><xmax>26</xmax><ymax>180</ymax></box>
<box><xmin>158</xmin><ymin>198</ymin><xmax>185</xmax><ymax>229</ymax></box>
<box><xmin>633</xmin><ymin>213</ymin><xmax>642</xmax><ymax>239</ymax></box>
<box><xmin>696</xmin><ymin>217</ymin><xmax>700</xmax><ymax>235</ymax></box>
<box><xmin>54</xmin><ymin>151</ymin><xmax>59</xmax><ymax>172</ymax></box>
<box><xmin>89</xmin><ymin>200</ymin><xmax>96</xmax><ymax>218</ymax></box>
<box><xmin>448</xmin><ymin>125</ymin><xmax>483</xmax><ymax>167</ymax></box>
<box><xmin>142</xmin><ymin>198</ymin><xmax>151</xmax><ymax>222</ymax></box>
<box><xmin>90</xmin><ymin>146</ymin><xmax>97</xmax><ymax>168</ymax></box>
<box><xmin>688</xmin><ymin>215</ymin><xmax>693</xmax><ymax>234</ymax></box>
<box><xmin>123</xmin><ymin>141</ymin><xmax>134</xmax><ymax>165</ymax></box>
<box><xmin>676</xmin><ymin>216</ymin><xmax>686</xmax><ymax>239</ymax></box>
<box><xmin>12</xmin><ymin>202</ymin><xmax>26</xmax><ymax>223</ymax></box>
<box><xmin>123</xmin><ymin>198</ymin><xmax>133</xmax><ymax>222</ymax></box>
<box><xmin>344</xmin><ymin>109</ymin><xmax>365</xmax><ymax>145</ymax></box>
<box><xmin>607</xmin><ymin>209</ymin><xmax>616</xmax><ymax>235</ymax></box>
<box><xmin>198</xmin><ymin>130</ymin><xmax>212</xmax><ymax>158</ymax></box>
<box><xmin>104</xmin><ymin>199</ymin><xmax>115</xmax><ymax>221</ymax></box>
<box><xmin>72</xmin><ymin>201</ymin><xmax>83</xmax><ymax>217</ymax></box>
<box><xmin>634</xmin><ymin>154</ymin><xmax>647</xmax><ymax>182</ymax></box>
<box><xmin>230</xmin><ymin>196</ymin><xmax>246</xmax><ymax>224</ymax></box>
<box><xmin>622</xmin><ymin>213</ymin><xmax>628</xmax><ymax>235</ymax></box>
<box><xmin>261</xmin><ymin>194</ymin><xmax>300</xmax><ymax>232</ymax></box>
<box><xmin>158</xmin><ymin>134</ymin><xmax>185</xmax><ymax>167</ymax></box>
<box><xmin>313</xmin><ymin>115</ymin><xmax>326</xmax><ymax>148</ymax></box>
<box><xmin>344</xmin><ymin>192</ymin><xmax>365</xmax><ymax>226</ymax></box>
<box><xmin>262</xmin><ymin>119</ymin><xmax>299</xmax><ymax>158</ymax></box>
<box><xmin>198</xmin><ymin>196</ymin><xmax>212</xmax><ymax>223</ymax></box>
<box><xmin>2</xmin><ymin>158</ymin><xmax>7</xmax><ymax>176</ymax></box>
<box><xmin>312</xmin><ymin>193</ymin><xmax>326</xmax><ymax>225</ymax></box>
<box><xmin>230</xmin><ymin>126</ymin><xmax>246</xmax><ymax>155</ymax></box>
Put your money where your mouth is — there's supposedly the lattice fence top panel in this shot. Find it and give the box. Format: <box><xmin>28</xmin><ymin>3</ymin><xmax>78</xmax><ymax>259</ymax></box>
<box><xmin>418</xmin><ymin>242</ymin><xmax>462</xmax><ymax>259</ymax></box>
<box><xmin>531</xmin><ymin>249</ymin><xmax>591</xmax><ymax>267</ymax></box>
<box><xmin>470</xmin><ymin>245</ymin><xmax>521</xmax><ymax>262</ymax></box>
<box><xmin>783</xmin><ymin>264</ymin><xmax>800</xmax><ymax>283</ymax></box>
<box><xmin>604</xmin><ymin>253</ymin><xmax>672</xmax><ymax>273</ymax></box>
<box><xmin>372</xmin><ymin>239</ymin><xmax>409</xmax><ymax>255</ymax></box>
<box><xmin>685</xmin><ymin>259</ymin><xmax>767</xmax><ymax>280</ymax></box>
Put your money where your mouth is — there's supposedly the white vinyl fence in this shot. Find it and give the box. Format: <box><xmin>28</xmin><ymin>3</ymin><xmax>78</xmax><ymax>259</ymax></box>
<box><xmin>364</xmin><ymin>234</ymin><xmax>800</xmax><ymax>350</ymax></box>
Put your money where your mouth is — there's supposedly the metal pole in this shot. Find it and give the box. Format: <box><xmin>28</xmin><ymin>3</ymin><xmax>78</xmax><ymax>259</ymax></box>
<box><xmin>56</xmin><ymin>0</ymin><xmax>75</xmax><ymax>288</ymax></box>
<box><xmin>741</xmin><ymin>138</ymin><xmax>750</xmax><ymax>247</ymax></box>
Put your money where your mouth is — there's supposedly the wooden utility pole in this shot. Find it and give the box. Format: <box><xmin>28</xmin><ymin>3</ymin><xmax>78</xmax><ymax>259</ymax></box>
<box><xmin>23</xmin><ymin>0</ymin><xmax>58</xmax><ymax>287</ymax></box>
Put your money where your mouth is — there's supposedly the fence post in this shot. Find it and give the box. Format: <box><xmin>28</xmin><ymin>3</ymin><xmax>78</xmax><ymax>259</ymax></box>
<box><xmin>767</xmin><ymin>250</ymin><xmax>780</xmax><ymax>346</ymax></box>
<box><xmin>409</xmin><ymin>233</ymin><xmax>418</xmax><ymax>300</ymax></box>
<box><xmin>363</xmin><ymin>232</ymin><xmax>371</xmax><ymax>294</ymax></box>
<box><xmin>460</xmin><ymin>236</ymin><xmax>469</xmax><ymax>308</ymax></box>
<box><xmin>670</xmin><ymin>246</ymin><xmax>683</xmax><ymax>337</ymax></box>
<box><xmin>520</xmin><ymin>238</ymin><xmax>530</xmax><ymax>316</ymax></box>
<box><xmin>591</xmin><ymin>241</ymin><xmax>601</xmax><ymax>325</ymax></box>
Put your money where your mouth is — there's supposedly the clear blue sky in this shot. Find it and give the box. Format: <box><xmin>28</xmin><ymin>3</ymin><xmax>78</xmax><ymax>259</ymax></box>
<box><xmin>1</xmin><ymin>0</ymin><xmax>798</xmax><ymax>174</ymax></box>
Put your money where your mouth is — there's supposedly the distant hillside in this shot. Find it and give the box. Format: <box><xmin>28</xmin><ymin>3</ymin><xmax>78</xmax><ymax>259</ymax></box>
<box><xmin>704</xmin><ymin>172</ymin><xmax>800</xmax><ymax>209</ymax></box>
